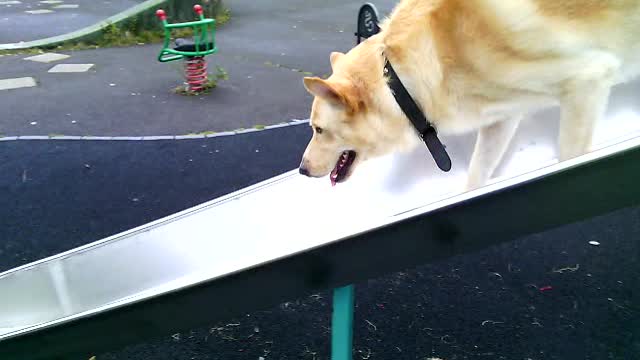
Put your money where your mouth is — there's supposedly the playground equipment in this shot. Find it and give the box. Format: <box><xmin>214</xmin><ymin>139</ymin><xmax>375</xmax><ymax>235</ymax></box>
<box><xmin>155</xmin><ymin>4</ymin><xmax>217</xmax><ymax>93</ymax></box>
<box><xmin>1</xmin><ymin>4</ymin><xmax>640</xmax><ymax>360</ymax></box>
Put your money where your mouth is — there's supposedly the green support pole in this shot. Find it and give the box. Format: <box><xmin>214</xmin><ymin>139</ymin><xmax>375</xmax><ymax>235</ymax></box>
<box><xmin>331</xmin><ymin>285</ymin><xmax>354</xmax><ymax>360</ymax></box>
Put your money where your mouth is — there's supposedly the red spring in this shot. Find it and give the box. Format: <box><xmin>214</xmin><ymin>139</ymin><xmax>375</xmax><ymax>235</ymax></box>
<box><xmin>184</xmin><ymin>56</ymin><xmax>208</xmax><ymax>92</ymax></box>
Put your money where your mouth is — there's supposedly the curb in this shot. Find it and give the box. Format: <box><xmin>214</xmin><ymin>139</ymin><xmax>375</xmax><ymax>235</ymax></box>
<box><xmin>0</xmin><ymin>0</ymin><xmax>165</xmax><ymax>51</ymax></box>
<box><xmin>0</xmin><ymin>119</ymin><xmax>310</xmax><ymax>142</ymax></box>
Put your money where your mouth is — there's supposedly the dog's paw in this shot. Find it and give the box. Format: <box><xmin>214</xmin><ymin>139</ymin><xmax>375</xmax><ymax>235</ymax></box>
<box><xmin>464</xmin><ymin>180</ymin><xmax>483</xmax><ymax>192</ymax></box>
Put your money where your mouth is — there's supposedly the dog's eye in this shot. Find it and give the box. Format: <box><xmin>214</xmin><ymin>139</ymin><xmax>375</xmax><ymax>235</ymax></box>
<box><xmin>315</xmin><ymin>127</ymin><xmax>324</xmax><ymax>134</ymax></box>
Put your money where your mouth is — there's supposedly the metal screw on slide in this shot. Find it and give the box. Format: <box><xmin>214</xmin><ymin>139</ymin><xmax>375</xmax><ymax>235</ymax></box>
<box><xmin>155</xmin><ymin>4</ymin><xmax>218</xmax><ymax>93</ymax></box>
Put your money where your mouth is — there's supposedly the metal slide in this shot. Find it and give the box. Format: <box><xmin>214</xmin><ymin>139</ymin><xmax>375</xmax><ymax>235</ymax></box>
<box><xmin>1</xmin><ymin>76</ymin><xmax>639</xmax><ymax>358</ymax></box>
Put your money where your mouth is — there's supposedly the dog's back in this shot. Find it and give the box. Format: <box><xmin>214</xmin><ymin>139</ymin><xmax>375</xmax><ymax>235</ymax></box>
<box><xmin>463</xmin><ymin>0</ymin><xmax>640</xmax><ymax>82</ymax></box>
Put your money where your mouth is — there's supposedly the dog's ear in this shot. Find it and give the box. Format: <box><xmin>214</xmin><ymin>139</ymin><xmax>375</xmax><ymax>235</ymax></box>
<box><xmin>330</xmin><ymin>52</ymin><xmax>344</xmax><ymax>68</ymax></box>
<box><xmin>303</xmin><ymin>77</ymin><xmax>363</xmax><ymax>114</ymax></box>
<box><xmin>303</xmin><ymin>77</ymin><xmax>345</xmax><ymax>106</ymax></box>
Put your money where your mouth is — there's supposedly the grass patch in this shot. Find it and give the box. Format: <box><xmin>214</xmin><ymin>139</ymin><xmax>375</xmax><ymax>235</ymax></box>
<box><xmin>172</xmin><ymin>65</ymin><xmax>228</xmax><ymax>95</ymax></box>
<box><xmin>214</xmin><ymin>65</ymin><xmax>229</xmax><ymax>81</ymax></box>
<box><xmin>263</xmin><ymin>61</ymin><xmax>317</xmax><ymax>77</ymax></box>
<box><xmin>186</xmin><ymin>130</ymin><xmax>217</xmax><ymax>136</ymax></box>
<box><xmin>0</xmin><ymin>29</ymin><xmax>164</xmax><ymax>56</ymax></box>
<box><xmin>173</xmin><ymin>78</ymin><xmax>218</xmax><ymax>96</ymax></box>
<box><xmin>91</xmin><ymin>17</ymin><xmax>176</xmax><ymax>49</ymax></box>
<box><xmin>0</xmin><ymin>48</ymin><xmax>44</xmax><ymax>56</ymax></box>
<box><xmin>216</xmin><ymin>7</ymin><xmax>231</xmax><ymax>26</ymax></box>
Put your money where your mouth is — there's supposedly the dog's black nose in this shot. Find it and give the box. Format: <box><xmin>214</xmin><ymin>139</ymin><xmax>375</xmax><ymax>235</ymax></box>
<box><xmin>299</xmin><ymin>165</ymin><xmax>310</xmax><ymax>176</ymax></box>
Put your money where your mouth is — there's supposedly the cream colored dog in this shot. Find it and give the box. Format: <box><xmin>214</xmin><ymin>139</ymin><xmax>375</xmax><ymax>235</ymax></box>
<box><xmin>298</xmin><ymin>0</ymin><xmax>640</xmax><ymax>189</ymax></box>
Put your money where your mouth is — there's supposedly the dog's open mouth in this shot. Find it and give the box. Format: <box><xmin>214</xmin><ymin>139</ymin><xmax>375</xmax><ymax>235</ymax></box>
<box><xmin>330</xmin><ymin>150</ymin><xmax>357</xmax><ymax>186</ymax></box>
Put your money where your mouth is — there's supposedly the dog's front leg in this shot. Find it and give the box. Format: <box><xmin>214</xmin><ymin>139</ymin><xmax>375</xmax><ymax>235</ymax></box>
<box><xmin>558</xmin><ymin>78</ymin><xmax>613</xmax><ymax>161</ymax></box>
<box><xmin>466</xmin><ymin>116</ymin><xmax>521</xmax><ymax>190</ymax></box>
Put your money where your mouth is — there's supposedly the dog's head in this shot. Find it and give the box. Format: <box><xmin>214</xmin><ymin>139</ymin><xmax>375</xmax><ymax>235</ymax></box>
<box><xmin>299</xmin><ymin>44</ymin><xmax>418</xmax><ymax>185</ymax></box>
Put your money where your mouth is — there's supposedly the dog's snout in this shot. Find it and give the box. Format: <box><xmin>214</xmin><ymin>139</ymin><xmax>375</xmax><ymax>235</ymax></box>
<box><xmin>299</xmin><ymin>161</ymin><xmax>310</xmax><ymax>176</ymax></box>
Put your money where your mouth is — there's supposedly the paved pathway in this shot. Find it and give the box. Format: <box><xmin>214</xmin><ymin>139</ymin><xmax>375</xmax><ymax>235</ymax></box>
<box><xmin>0</xmin><ymin>0</ymin><xmax>145</xmax><ymax>44</ymax></box>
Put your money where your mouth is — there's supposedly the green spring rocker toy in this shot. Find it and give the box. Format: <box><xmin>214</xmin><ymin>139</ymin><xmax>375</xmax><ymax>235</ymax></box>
<box><xmin>155</xmin><ymin>4</ymin><xmax>217</xmax><ymax>93</ymax></box>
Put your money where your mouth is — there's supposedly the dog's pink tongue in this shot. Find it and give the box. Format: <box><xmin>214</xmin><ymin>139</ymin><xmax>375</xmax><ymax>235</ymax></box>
<box><xmin>330</xmin><ymin>170</ymin><xmax>338</xmax><ymax>187</ymax></box>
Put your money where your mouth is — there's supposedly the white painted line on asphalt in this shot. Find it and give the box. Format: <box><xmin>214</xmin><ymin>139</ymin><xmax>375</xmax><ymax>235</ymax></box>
<box><xmin>39</xmin><ymin>0</ymin><xmax>62</xmax><ymax>3</ymax></box>
<box><xmin>53</xmin><ymin>4</ymin><xmax>79</xmax><ymax>9</ymax></box>
<box><xmin>0</xmin><ymin>77</ymin><xmax>37</xmax><ymax>91</ymax></box>
<box><xmin>234</xmin><ymin>128</ymin><xmax>262</xmax><ymax>135</ymax></box>
<box><xmin>81</xmin><ymin>136</ymin><xmax>112</xmax><ymax>140</ymax></box>
<box><xmin>48</xmin><ymin>63</ymin><xmax>94</xmax><ymax>73</ymax></box>
<box><xmin>209</xmin><ymin>131</ymin><xmax>235</xmax><ymax>137</ymax></box>
<box><xmin>110</xmin><ymin>137</ymin><xmax>144</xmax><ymax>141</ymax></box>
<box><xmin>49</xmin><ymin>136</ymin><xmax>84</xmax><ymax>140</ymax></box>
<box><xmin>25</xmin><ymin>9</ymin><xmax>54</xmax><ymax>14</ymax></box>
<box><xmin>141</xmin><ymin>136</ymin><xmax>175</xmax><ymax>141</ymax></box>
<box><xmin>264</xmin><ymin>123</ymin><xmax>292</xmax><ymax>130</ymax></box>
<box><xmin>175</xmin><ymin>134</ymin><xmax>206</xmax><ymax>140</ymax></box>
<box><xmin>0</xmin><ymin>1</ymin><xmax>22</xmax><ymax>4</ymax></box>
<box><xmin>0</xmin><ymin>120</ymin><xmax>310</xmax><ymax>142</ymax></box>
<box><xmin>24</xmin><ymin>52</ymin><xmax>70</xmax><ymax>63</ymax></box>
<box><xmin>17</xmin><ymin>136</ymin><xmax>49</xmax><ymax>140</ymax></box>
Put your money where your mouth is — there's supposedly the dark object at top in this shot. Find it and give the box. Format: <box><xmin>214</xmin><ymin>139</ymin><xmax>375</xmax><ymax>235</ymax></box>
<box><xmin>174</xmin><ymin>38</ymin><xmax>215</xmax><ymax>53</ymax></box>
<box><xmin>355</xmin><ymin>3</ymin><xmax>380</xmax><ymax>44</ymax></box>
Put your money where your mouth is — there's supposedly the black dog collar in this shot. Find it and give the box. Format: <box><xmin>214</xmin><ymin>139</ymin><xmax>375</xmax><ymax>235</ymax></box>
<box><xmin>384</xmin><ymin>59</ymin><xmax>452</xmax><ymax>172</ymax></box>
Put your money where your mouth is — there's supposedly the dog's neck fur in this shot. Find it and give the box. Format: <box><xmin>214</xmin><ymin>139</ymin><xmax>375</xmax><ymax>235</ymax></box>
<box><xmin>347</xmin><ymin>0</ymin><xmax>486</xmax><ymax>147</ymax></box>
<box><xmin>380</xmin><ymin>0</ymin><xmax>455</xmax><ymax>127</ymax></box>
<box><xmin>331</xmin><ymin>0</ymin><xmax>457</xmax><ymax>155</ymax></box>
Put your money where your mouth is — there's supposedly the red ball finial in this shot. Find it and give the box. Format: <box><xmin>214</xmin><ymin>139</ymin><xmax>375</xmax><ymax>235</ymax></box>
<box><xmin>155</xmin><ymin>9</ymin><xmax>166</xmax><ymax>20</ymax></box>
<box><xmin>194</xmin><ymin>4</ymin><xmax>203</xmax><ymax>15</ymax></box>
